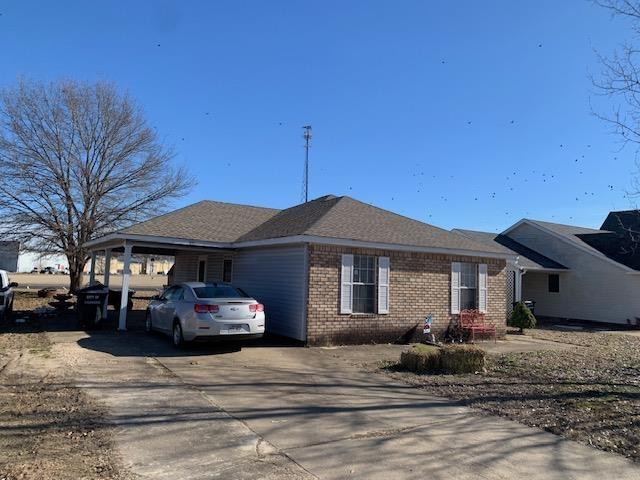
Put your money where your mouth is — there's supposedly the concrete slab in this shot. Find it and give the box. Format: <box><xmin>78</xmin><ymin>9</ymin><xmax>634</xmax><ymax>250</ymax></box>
<box><xmin>46</xmin><ymin>328</ymin><xmax>640</xmax><ymax>480</ymax></box>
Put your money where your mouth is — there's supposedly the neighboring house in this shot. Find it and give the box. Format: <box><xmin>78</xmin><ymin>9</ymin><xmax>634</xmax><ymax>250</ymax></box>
<box><xmin>85</xmin><ymin>195</ymin><xmax>514</xmax><ymax>345</ymax></box>
<box><xmin>455</xmin><ymin>210</ymin><xmax>640</xmax><ymax>326</ymax></box>
<box><xmin>83</xmin><ymin>254</ymin><xmax>174</xmax><ymax>276</ymax></box>
<box><xmin>0</xmin><ymin>242</ymin><xmax>20</xmax><ymax>272</ymax></box>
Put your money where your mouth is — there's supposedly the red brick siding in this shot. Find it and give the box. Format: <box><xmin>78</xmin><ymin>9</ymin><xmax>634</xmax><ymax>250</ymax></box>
<box><xmin>306</xmin><ymin>244</ymin><xmax>507</xmax><ymax>345</ymax></box>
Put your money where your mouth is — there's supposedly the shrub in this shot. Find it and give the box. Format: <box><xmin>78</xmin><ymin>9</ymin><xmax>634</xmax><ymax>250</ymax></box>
<box><xmin>440</xmin><ymin>344</ymin><xmax>486</xmax><ymax>374</ymax></box>
<box><xmin>509</xmin><ymin>302</ymin><xmax>537</xmax><ymax>333</ymax></box>
<box><xmin>400</xmin><ymin>344</ymin><xmax>441</xmax><ymax>373</ymax></box>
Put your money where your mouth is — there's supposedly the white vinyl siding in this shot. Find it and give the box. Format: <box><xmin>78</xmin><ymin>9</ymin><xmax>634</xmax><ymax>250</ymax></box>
<box><xmin>378</xmin><ymin>256</ymin><xmax>390</xmax><ymax>314</ymax></box>
<box><xmin>172</xmin><ymin>251</ymin><xmax>232</xmax><ymax>284</ymax></box>
<box><xmin>233</xmin><ymin>246</ymin><xmax>307</xmax><ymax>341</ymax></box>
<box><xmin>511</xmin><ymin>222</ymin><xmax>640</xmax><ymax>325</ymax></box>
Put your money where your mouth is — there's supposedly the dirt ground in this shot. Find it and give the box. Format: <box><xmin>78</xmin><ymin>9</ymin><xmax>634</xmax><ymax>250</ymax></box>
<box><xmin>0</xmin><ymin>319</ymin><xmax>135</xmax><ymax>480</ymax></box>
<box><xmin>378</xmin><ymin>328</ymin><xmax>640</xmax><ymax>462</ymax></box>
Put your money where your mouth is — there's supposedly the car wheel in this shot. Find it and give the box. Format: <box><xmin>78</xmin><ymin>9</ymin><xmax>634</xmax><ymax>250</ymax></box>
<box><xmin>145</xmin><ymin>311</ymin><xmax>153</xmax><ymax>333</ymax></box>
<box><xmin>172</xmin><ymin>320</ymin><xmax>184</xmax><ymax>348</ymax></box>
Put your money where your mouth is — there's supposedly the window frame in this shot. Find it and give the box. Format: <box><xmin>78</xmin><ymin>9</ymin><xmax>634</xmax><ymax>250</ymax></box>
<box><xmin>352</xmin><ymin>254</ymin><xmax>377</xmax><ymax>314</ymax></box>
<box><xmin>458</xmin><ymin>262</ymin><xmax>478</xmax><ymax>310</ymax></box>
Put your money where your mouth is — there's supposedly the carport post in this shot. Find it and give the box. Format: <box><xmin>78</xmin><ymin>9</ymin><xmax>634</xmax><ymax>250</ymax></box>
<box><xmin>89</xmin><ymin>252</ymin><xmax>97</xmax><ymax>285</ymax></box>
<box><xmin>118</xmin><ymin>242</ymin><xmax>132</xmax><ymax>331</ymax></box>
<box><xmin>102</xmin><ymin>249</ymin><xmax>112</xmax><ymax>319</ymax></box>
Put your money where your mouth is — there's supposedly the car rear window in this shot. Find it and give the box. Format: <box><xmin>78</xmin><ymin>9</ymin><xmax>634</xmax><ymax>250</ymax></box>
<box><xmin>193</xmin><ymin>285</ymin><xmax>249</xmax><ymax>299</ymax></box>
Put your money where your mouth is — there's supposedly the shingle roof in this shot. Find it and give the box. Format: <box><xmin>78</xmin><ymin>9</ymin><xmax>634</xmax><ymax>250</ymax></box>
<box><xmin>452</xmin><ymin>229</ymin><xmax>567</xmax><ymax>270</ymax></box>
<box><xmin>238</xmin><ymin>195</ymin><xmax>507</xmax><ymax>253</ymax></box>
<box><xmin>523</xmin><ymin>219</ymin><xmax>640</xmax><ymax>271</ymax></box>
<box><xmin>120</xmin><ymin>200</ymin><xmax>280</xmax><ymax>243</ymax></box>
<box><xmin>116</xmin><ymin>195</ymin><xmax>509</xmax><ymax>256</ymax></box>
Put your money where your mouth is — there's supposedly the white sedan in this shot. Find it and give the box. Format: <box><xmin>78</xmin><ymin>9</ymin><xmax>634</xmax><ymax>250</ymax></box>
<box><xmin>146</xmin><ymin>282</ymin><xmax>265</xmax><ymax>347</ymax></box>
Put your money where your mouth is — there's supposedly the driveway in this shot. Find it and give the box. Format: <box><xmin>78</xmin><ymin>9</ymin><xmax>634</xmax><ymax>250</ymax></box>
<box><xmin>47</xmin><ymin>328</ymin><xmax>640</xmax><ymax>480</ymax></box>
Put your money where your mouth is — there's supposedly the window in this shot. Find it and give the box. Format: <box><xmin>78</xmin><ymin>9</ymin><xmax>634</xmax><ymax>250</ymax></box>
<box><xmin>548</xmin><ymin>274</ymin><xmax>560</xmax><ymax>293</ymax></box>
<box><xmin>193</xmin><ymin>284</ymin><xmax>249</xmax><ymax>299</ymax></box>
<box><xmin>341</xmin><ymin>254</ymin><xmax>389</xmax><ymax>315</ymax></box>
<box><xmin>352</xmin><ymin>255</ymin><xmax>376</xmax><ymax>313</ymax></box>
<box><xmin>459</xmin><ymin>263</ymin><xmax>478</xmax><ymax>310</ymax></box>
<box><xmin>197</xmin><ymin>257</ymin><xmax>207</xmax><ymax>282</ymax></box>
<box><xmin>163</xmin><ymin>286</ymin><xmax>184</xmax><ymax>301</ymax></box>
<box><xmin>223</xmin><ymin>259</ymin><xmax>233</xmax><ymax>283</ymax></box>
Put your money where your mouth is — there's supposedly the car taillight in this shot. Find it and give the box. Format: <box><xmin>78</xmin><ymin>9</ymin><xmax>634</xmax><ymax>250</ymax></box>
<box><xmin>249</xmin><ymin>303</ymin><xmax>264</xmax><ymax>313</ymax></box>
<box><xmin>194</xmin><ymin>304</ymin><xmax>219</xmax><ymax>313</ymax></box>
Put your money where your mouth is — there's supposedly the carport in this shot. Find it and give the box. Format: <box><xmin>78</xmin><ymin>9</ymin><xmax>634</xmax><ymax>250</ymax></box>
<box><xmin>84</xmin><ymin>232</ymin><xmax>234</xmax><ymax>330</ymax></box>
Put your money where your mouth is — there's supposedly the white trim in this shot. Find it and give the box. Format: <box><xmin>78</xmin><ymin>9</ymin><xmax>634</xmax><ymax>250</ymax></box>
<box><xmin>340</xmin><ymin>254</ymin><xmax>354</xmax><ymax>314</ymax></box>
<box><xmin>478</xmin><ymin>263</ymin><xmax>488</xmax><ymax>313</ymax></box>
<box><xmin>502</xmin><ymin>219</ymin><xmax>640</xmax><ymax>274</ymax></box>
<box><xmin>377</xmin><ymin>256</ymin><xmax>390</xmax><ymax>314</ymax></box>
<box><xmin>85</xmin><ymin>233</ymin><xmax>515</xmax><ymax>261</ymax></box>
<box><xmin>451</xmin><ymin>262</ymin><xmax>461</xmax><ymax>314</ymax></box>
<box><xmin>84</xmin><ymin>233</ymin><xmax>231</xmax><ymax>250</ymax></box>
<box><xmin>233</xmin><ymin>235</ymin><xmax>515</xmax><ymax>260</ymax></box>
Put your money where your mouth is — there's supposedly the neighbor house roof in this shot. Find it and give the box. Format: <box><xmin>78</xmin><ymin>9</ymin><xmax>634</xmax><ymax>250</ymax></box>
<box><xmin>87</xmin><ymin>195</ymin><xmax>512</xmax><ymax>258</ymax></box>
<box><xmin>452</xmin><ymin>229</ymin><xmax>567</xmax><ymax>270</ymax></box>
<box><xmin>504</xmin><ymin>218</ymin><xmax>640</xmax><ymax>272</ymax></box>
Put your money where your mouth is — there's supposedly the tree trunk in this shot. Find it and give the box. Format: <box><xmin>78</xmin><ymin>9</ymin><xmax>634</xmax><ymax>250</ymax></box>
<box><xmin>68</xmin><ymin>257</ymin><xmax>85</xmax><ymax>294</ymax></box>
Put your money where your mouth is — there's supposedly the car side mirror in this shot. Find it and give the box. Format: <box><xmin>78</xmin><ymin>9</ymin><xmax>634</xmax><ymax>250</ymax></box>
<box><xmin>9</xmin><ymin>282</ymin><xmax>18</xmax><ymax>288</ymax></box>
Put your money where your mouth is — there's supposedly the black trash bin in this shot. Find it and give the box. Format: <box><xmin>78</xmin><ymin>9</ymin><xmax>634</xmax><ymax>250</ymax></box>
<box><xmin>523</xmin><ymin>300</ymin><xmax>536</xmax><ymax>315</ymax></box>
<box><xmin>76</xmin><ymin>283</ymin><xmax>109</xmax><ymax>329</ymax></box>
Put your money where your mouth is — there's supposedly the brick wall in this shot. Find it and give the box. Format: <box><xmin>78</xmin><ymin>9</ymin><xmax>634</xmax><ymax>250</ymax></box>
<box><xmin>306</xmin><ymin>244</ymin><xmax>507</xmax><ymax>346</ymax></box>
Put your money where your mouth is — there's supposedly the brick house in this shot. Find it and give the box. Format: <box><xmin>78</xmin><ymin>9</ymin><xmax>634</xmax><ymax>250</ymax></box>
<box><xmin>85</xmin><ymin>195</ymin><xmax>513</xmax><ymax>344</ymax></box>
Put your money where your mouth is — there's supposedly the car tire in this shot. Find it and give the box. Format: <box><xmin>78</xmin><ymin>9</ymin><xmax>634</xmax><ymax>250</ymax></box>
<box><xmin>7</xmin><ymin>301</ymin><xmax>12</xmax><ymax>321</ymax></box>
<box><xmin>145</xmin><ymin>311</ymin><xmax>153</xmax><ymax>333</ymax></box>
<box><xmin>172</xmin><ymin>320</ymin><xmax>184</xmax><ymax>348</ymax></box>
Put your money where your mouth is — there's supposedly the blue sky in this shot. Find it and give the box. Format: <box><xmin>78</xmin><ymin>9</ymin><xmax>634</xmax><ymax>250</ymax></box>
<box><xmin>0</xmin><ymin>1</ymin><xmax>635</xmax><ymax>232</ymax></box>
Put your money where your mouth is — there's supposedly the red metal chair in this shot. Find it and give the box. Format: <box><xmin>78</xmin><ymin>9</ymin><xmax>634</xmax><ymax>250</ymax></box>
<box><xmin>459</xmin><ymin>309</ymin><xmax>497</xmax><ymax>343</ymax></box>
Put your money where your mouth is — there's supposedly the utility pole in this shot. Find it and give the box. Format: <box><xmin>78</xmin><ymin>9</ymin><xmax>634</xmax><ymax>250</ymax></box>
<box><xmin>302</xmin><ymin>125</ymin><xmax>312</xmax><ymax>203</ymax></box>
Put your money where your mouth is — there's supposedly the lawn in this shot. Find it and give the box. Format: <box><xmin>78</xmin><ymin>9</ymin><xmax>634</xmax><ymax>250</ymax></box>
<box><xmin>0</xmin><ymin>317</ymin><xmax>133</xmax><ymax>480</ymax></box>
<box><xmin>381</xmin><ymin>328</ymin><xmax>640</xmax><ymax>462</ymax></box>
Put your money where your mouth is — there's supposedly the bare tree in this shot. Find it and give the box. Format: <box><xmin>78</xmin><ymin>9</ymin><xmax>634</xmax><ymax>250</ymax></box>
<box><xmin>0</xmin><ymin>79</ymin><xmax>191</xmax><ymax>291</ymax></box>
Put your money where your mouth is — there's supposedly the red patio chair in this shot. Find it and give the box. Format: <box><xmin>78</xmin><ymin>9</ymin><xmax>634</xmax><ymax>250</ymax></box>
<box><xmin>459</xmin><ymin>309</ymin><xmax>497</xmax><ymax>343</ymax></box>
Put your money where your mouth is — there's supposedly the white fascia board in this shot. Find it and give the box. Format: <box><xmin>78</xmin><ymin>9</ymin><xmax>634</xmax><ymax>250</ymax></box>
<box><xmin>502</xmin><ymin>219</ymin><xmax>638</xmax><ymax>274</ymax></box>
<box><xmin>233</xmin><ymin>235</ymin><xmax>516</xmax><ymax>260</ymax></box>
<box><xmin>84</xmin><ymin>233</ymin><xmax>232</xmax><ymax>251</ymax></box>
<box><xmin>86</xmin><ymin>233</ymin><xmax>517</xmax><ymax>261</ymax></box>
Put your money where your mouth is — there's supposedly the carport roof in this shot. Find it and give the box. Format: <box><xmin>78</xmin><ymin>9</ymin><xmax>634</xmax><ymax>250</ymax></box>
<box><xmin>119</xmin><ymin>200</ymin><xmax>280</xmax><ymax>243</ymax></box>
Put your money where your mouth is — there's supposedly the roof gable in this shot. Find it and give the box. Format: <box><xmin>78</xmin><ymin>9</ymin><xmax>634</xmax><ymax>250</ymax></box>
<box><xmin>453</xmin><ymin>229</ymin><xmax>566</xmax><ymax>270</ymax></box>
<box><xmin>503</xmin><ymin>218</ymin><xmax>640</xmax><ymax>272</ymax></box>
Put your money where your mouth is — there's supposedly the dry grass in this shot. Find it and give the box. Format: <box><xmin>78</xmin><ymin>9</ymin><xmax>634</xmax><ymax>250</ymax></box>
<box><xmin>382</xmin><ymin>329</ymin><xmax>640</xmax><ymax>461</ymax></box>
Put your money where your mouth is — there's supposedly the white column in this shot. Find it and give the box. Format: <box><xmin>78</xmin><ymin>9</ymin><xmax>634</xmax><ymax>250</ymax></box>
<box><xmin>102</xmin><ymin>249</ymin><xmax>112</xmax><ymax>319</ymax></box>
<box><xmin>89</xmin><ymin>252</ymin><xmax>97</xmax><ymax>286</ymax></box>
<box><xmin>515</xmin><ymin>270</ymin><xmax>524</xmax><ymax>302</ymax></box>
<box><xmin>118</xmin><ymin>242</ymin><xmax>132</xmax><ymax>331</ymax></box>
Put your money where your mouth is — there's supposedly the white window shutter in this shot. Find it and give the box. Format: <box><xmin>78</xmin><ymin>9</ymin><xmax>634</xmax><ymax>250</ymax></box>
<box><xmin>451</xmin><ymin>262</ymin><xmax>461</xmax><ymax>314</ymax></box>
<box><xmin>478</xmin><ymin>263</ymin><xmax>488</xmax><ymax>313</ymax></box>
<box><xmin>340</xmin><ymin>254</ymin><xmax>354</xmax><ymax>314</ymax></box>
<box><xmin>377</xmin><ymin>256</ymin><xmax>390</xmax><ymax>314</ymax></box>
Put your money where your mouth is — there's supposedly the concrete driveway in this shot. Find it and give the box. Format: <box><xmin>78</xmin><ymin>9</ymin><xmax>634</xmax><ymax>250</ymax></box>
<box><xmin>48</xmin><ymin>327</ymin><xmax>640</xmax><ymax>480</ymax></box>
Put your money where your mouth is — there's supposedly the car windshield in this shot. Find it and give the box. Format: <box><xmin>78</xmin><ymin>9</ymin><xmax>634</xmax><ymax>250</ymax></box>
<box><xmin>193</xmin><ymin>284</ymin><xmax>249</xmax><ymax>299</ymax></box>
